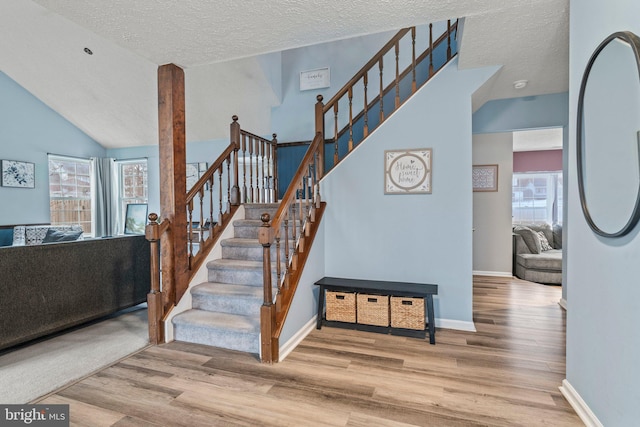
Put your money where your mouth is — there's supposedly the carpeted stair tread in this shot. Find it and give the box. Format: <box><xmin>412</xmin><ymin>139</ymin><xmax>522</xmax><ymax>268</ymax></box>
<box><xmin>173</xmin><ymin>310</ymin><xmax>260</xmax><ymax>333</ymax></box>
<box><xmin>192</xmin><ymin>282</ymin><xmax>263</xmax><ymax>298</ymax></box>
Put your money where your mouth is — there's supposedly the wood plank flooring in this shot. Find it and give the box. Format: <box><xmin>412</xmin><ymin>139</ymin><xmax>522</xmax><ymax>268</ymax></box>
<box><xmin>37</xmin><ymin>276</ymin><xmax>582</xmax><ymax>426</ymax></box>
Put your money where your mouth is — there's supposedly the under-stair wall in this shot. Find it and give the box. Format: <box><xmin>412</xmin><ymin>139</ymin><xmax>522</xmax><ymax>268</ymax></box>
<box><xmin>319</xmin><ymin>58</ymin><xmax>500</xmax><ymax>331</ymax></box>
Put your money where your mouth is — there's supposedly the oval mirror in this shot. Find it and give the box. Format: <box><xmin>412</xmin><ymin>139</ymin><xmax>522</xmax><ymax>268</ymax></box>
<box><xmin>577</xmin><ymin>31</ymin><xmax>640</xmax><ymax>237</ymax></box>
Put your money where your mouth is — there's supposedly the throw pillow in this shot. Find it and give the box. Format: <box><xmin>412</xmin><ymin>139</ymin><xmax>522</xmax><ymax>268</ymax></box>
<box><xmin>42</xmin><ymin>228</ymin><xmax>83</xmax><ymax>243</ymax></box>
<box><xmin>12</xmin><ymin>226</ymin><xmax>25</xmax><ymax>246</ymax></box>
<box><xmin>537</xmin><ymin>231</ymin><xmax>553</xmax><ymax>251</ymax></box>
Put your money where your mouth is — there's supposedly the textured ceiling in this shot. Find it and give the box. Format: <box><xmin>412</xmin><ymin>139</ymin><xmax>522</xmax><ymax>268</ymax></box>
<box><xmin>0</xmin><ymin>0</ymin><xmax>569</xmax><ymax>148</ymax></box>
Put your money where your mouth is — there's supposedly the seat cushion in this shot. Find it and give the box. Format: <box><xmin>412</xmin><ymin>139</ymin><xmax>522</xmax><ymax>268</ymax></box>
<box><xmin>516</xmin><ymin>250</ymin><xmax>562</xmax><ymax>271</ymax></box>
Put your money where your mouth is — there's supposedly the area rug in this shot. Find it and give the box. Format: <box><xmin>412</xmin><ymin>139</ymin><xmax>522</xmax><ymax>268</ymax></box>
<box><xmin>0</xmin><ymin>306</ymin><xmax>149</xmax><ymax>404</ymax></box>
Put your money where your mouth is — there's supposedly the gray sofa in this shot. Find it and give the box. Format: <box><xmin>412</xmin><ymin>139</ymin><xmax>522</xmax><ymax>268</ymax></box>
<box><xmin>513</xmin><ymin>223</ymin><xmax>562</xmax><ymax>285</ymax></box>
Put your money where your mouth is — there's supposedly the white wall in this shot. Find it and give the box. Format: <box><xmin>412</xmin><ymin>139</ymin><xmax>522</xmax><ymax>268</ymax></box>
<box><xmin>472</xmin><ymin>133</ymin><xmax>513</xmax><ymax>276</ymax></box>
<box><xmin>566</xmin><ymin>0</ymin><xmax>640</xmax><ymax>425</ymax></box>
<box><xmin>320</xmin><ymin>58</ymin><xmax>498</xmax><ymax>328</ymax></box>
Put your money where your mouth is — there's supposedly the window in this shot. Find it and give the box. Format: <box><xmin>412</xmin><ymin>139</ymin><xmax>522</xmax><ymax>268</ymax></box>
<box><xmin>48</xmin><ymin>155</ymin><xmax>93</xmax><ymax>234</ymax></box>
<box><xmin>117</xmin><ymin>160</ymin><xmax>148</xmax><ymax>227</ymax></box>
<box><xmin>512</xmin><ymin>172</ymin><xmax>562</xmax><ymax>225</ymax></box>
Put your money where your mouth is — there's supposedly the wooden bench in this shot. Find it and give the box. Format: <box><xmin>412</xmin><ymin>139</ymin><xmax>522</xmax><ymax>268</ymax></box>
<box><xmin>315</xmin><ymin>277</ymin><xmax>438</xmax><ymax>344</ymax></box>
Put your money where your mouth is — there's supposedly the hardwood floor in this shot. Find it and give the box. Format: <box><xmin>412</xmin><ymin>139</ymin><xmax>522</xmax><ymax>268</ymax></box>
<box><xmin>38</xmin><ymin>276</ymin><xmax>582</xmax><ymax>426</ymax></box>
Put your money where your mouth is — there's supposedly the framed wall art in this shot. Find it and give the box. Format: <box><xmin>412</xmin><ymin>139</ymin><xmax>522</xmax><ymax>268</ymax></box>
<box><xmin>384</xmin><ymin>148</ymin><xmax>432</xmax><ymax>194</ymax></box>
<box><xmin>472</xmin><ymin>164</ymin><xmax>499</xmax><ymax>192</ymax></box>
<box><xmin>186</xmin><ymin>162</ymin><xmax>208</xmax><ymax>190</ymax></box>
<box><xmin>1</xmin><ymin>160</ymin><xmax>35</xmax><ymax>188</ymax></box>
<box><xmin>124</xmin><ymin>203</ymin><xmax>148</xmax><ymax>234</ymax></box>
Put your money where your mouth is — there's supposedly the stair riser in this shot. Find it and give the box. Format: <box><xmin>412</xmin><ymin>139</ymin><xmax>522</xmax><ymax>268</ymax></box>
<box><xmin>243</xmin><ymin>204</ymin><xmax>279</xmax><ymax>220</ymax></box>
<box><xmin>208</xmin><ymin>267</ymin><xmax>280</xmax><ymax>287</ymax></box>
<box><xmin>192</xmin><ymin>294</ymin><xmax>262</xmax><ymax>316</ymax></box>
<box><xmin>221</xmin><ymin>244</ymin><xmax>292</xmax><ymax>262</ymax></box>
<box><xmin>174</xmin><ymin>324</ymin><xmax>259</xmax><ymax>354</ymax></box>
<box><xmin>233</xmin><ymin>222</ymin><xmax>304</xmax><ymax>239</ymax></box>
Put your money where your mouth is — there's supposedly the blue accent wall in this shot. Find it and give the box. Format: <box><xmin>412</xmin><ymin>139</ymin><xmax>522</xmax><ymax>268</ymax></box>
<box><xmin>566</xmin><ymin>1</ymin><xmax>640</xmax><ymax>424</ymax></box>
<box><xmin>0</xmin><ymin>71</ymin><xmax>104</xmax><ymax>225</ymax></box>
<box><xmin>473</xmin><ymin>92</ymin><xmax>569</xmax><ymax>134</ymax></box>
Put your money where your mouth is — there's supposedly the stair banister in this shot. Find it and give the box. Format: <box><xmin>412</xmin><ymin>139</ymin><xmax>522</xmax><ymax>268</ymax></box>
<box><xmin>145</xmin><ymin>213</ymin><xmax>171</xmax><ymax>344</ymax></box>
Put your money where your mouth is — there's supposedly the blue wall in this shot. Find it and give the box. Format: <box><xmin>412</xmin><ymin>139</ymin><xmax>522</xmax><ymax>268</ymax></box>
<box><xmin>473</xmin><ymin>92</ymin><xmax>569</xmax><ymax>134</ymax></box>
<box><xmin>566</xmin><ymin>1</ymin><xmax>640</xmax><ymax>424</ymax></box>
<box><xmin>0</xmin><ymin>71</ymin><xmax>104</xmax><ymax>225</ymax></box>
<box><xmin>320</xmin><ymin>59</ymin><xmax>499</xmax><ymax>327</ymax></box>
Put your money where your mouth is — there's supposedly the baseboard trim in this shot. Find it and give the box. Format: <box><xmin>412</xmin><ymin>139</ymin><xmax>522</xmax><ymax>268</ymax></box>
<box><xmin>436</xmin><ymin>318</ymin><xmax>476</xmax><ymax>332</ymax></box>
<box><xmin>279</xmin><ymin>317</ymin><xmax>317</xmax><ymax>362</ymax></box>
<box><xmin>559</xmin><ymin>379</ymin><xmax>603</xmax><ymax>427</ymax></box>
<box><xmin>473</xmin><ymin>270</ymin><xmax>513</xmax><ymax>278</ymax></box>
<box><xmin>558</xmin><ymin>298</ymin><xmax>567</xmax><ymax>310</ymax></box>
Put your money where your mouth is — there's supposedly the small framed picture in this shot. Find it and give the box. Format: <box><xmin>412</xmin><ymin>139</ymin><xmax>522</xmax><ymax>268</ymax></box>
<box><xmin>472</xmin><ymin>164</ymin><xmax>499</xmax><ymax>192</ymax></box>
<box><xmin>1</xmin><ymin>160</ymin><xmax>35</xmax><ymax>188</ymax></box>
<box><xmin>124</xmin><ymin>203</ymin><xmax>148</xmax><ymax>234</ymax></box>
<box><xmin>186</xmin><ymin>162</ymin><xmax>208</xmax><ymax>190</ymax></box>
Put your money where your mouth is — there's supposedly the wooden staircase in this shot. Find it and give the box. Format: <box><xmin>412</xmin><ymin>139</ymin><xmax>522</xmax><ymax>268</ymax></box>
<box><xmin>145</xmin><ymin>19</ymin><xmax>459</xmax><ymax>363</ymax></box>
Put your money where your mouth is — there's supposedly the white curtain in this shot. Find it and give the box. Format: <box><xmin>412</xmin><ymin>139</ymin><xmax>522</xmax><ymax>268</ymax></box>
<box><xmin>92</xmin><ymin>157</ymin><xmax>118</xmax><ymax>237</ymax></box>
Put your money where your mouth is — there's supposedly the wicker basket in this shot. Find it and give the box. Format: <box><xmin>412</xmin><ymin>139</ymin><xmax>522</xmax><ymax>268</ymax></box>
<box><xmin>326</xmin><ymin>291</ymin><xmax>356</xmax><ymax>323</ymax></box>
<box><xmin>356</xmin><ymin>294</ymin><xmax>389</xmax><ymax>326</ymax></box>
<box><xmin>390</xmin><ymin>296</ymin><xmax>425</xmax><ymax>330</ymax></box>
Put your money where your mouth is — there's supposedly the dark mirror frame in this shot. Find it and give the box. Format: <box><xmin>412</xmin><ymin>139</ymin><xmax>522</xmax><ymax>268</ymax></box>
<box><xmin>577</xmin><ymin>31</ymin><xmax>640</xmax><ymax>238</ymax></box>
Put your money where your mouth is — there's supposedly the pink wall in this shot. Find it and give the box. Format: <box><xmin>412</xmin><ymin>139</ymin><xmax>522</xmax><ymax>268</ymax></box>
<box><xmin>513</xmin><ymin>149</ymin><xmax>562</xmax><ymax>172</ymax></box>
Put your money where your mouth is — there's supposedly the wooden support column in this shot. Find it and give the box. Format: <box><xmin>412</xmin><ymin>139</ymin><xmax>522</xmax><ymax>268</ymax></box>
<box><xmin>158</xmin><ymin>64</ymin><xmax>189</xmax><ymax>308</ymax></box>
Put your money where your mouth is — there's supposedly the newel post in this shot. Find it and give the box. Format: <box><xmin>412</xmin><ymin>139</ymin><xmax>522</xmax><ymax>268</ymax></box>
<box><xmin>271</xmin><ymin>133</ymin><xmax>278</xmax><ymax>202</ymax></box>
<box><xmin>315</xmin><ymin>94</ymin><xmax>325</xmax><ymax>179</ymax></box>
<box><xmin>145</xmin><ymin>213</ymin><xmax>164</xmax><ymax>345</ymax></box>
<box><xmin>230</xmin><ymin>115</ymin><xmax>241</xmax><ymax>206</ymax></box>
<box><xmin>258</xmin><ymin>213</ymin><xmax>276</xmax><ymax>363</ymax></box>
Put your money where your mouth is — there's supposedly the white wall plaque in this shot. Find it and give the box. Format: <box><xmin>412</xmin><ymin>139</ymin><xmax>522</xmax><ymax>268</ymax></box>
<box><xmin>300</xmin><ymin>67</ymin><xmax>330</xmax><ymax>91</ymax></box>
<box><xmin>384</xmin><ymin>149</ymin><xmax>432</xmax><ymax>194</ymax></box>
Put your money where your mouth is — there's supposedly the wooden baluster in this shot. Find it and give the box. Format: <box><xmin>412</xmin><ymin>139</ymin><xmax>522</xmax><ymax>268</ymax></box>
<box><xmin>291</xmin><ymin>203</ymin><xmax>297</xmax><ymax>252</ymax></box>
<box><xmin>218</xmin><ymin>166</ymin><xmax>223</xmax><ymax>224</ymax></box>
<box><xmin>260</xmin><ymin>139</ymin><xmax>265</xmax><ymax>203</ymax></box>
<box><xmin>283</xmin><ymin>213</ymin><xmax>290</xmax><ymax>289</ymax></box>
<box><xmin>265</xmin><ymin>140</ymin><xmax>272</xmax><ymax>202</ymax></box>
<box><xmin>395</xmin><ymin>40</ymin><xmax>400</xmax><ymax>108</ymax></box>
<box><xmin>242</xmin><ymin>134</ymin><xmax>247</xmax><ymax>203</ymax></box>
<box><xmin>145</xmin><ymin>213</ymin><xmax>164</xmax><ymax>344</ymax></box>
<box><xmin>230</xmin><ymin>115</ymin><xmax>240</xmax><ymax>205</ymax></box>
<box><xmin>209</xmin><ymin>175</ymin><xmax>214</xmax><ymax>232</ymax></box>
<box><xmin>258</xmin><ymin>213</ymin><xmax>275</xmax><ymax>363</ymax></box>
<box><xmin>256</xmin><ymin>138</ymin><xmax>261</xmax><ymax>203</ymax></box>
<box><xmin>447</xmin><ymin>20</ymin><xmax>452</xmax><ymax>59</ymax></box>
<box><xmin>276</xmin><ymin>234</ymin><xmax>282</xmax><ymax>296</ymax></box>
<box><xmin>187</xmin><ymin>199</ymin><xmax>194</xmax><ymax>267</ymax></box>
<box><xmin>411</xmin><ymin>27</ymin><xmax>417</xmax><ymax>93</ymax></box>
<box><xmin>363</xmin><ymin>72</ymin><xmax>369</xmax><ymax>137</ymax></box>
<box><xmin>198</xmin><ymin>188</ymin><xmax>204</xmax><ymax>243</ymax></box>
<box><xmin>226</xmin><ymin>157</ymin><xmax>231</xmax><ymax>213</ymax></box>
<box><xmin>348</xmin><ymin>87</ymin><xmax>354</xmax><ymax>152</ymax></box>
<box><xmin>379</xmin><ymin>57</ymin><xmax>384</xmax><ymax>123</ymax></box>
<box><xmin>333</xmin><ymin>103</ymin><xmax>339</xmax><ymax>165</ymax></box>
<box><xmin>429</xmin><ymin>23</ymin><xmax>434</xmax><ymax>77</ymax></box>
<box><xmin>271</xmin><ymin>133</ymin><xmax>278</xmax><ymax>202</ymax></box>
<box><xmin>249</xmin><ymin>137</ymin><xmax>254</xmax><ymax>203</ymax></box>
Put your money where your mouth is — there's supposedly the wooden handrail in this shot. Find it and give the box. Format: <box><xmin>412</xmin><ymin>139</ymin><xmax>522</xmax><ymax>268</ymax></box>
<box><xmin>318</xmin><ymin>20</ymin><xmax>458</xmax><ymax>175</ymax></box>
<box><xmin>259</xmin><ymin>132</ymin><xmax>325</xmax><ymax>363</ymax></box>
<box><xmin>322</xmin><ymin>28</ymin><xmax>412</xmax><ymax>112</ymax></box>
<box><xmin>331</xmin><ymin>20</ymin><xmax>458</xmax><ymax>145</ymax></box>
<box><xmin>148</xmin><ymin>111</ymin><xmax>278</xmax><ymax>346</ymax></box>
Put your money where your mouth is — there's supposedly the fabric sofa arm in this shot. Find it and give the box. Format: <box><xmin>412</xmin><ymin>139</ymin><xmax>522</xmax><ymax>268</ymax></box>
<box><xmin>514</xmin><ymin>233</ymin><xmax>532</xmax><ymax>255</ymax></box>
